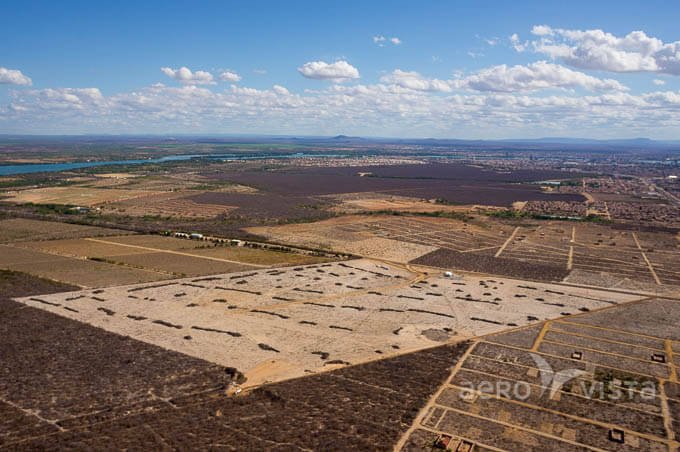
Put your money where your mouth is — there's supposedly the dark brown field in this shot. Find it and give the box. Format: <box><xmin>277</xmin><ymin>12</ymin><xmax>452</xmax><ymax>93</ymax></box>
<box><xmin>203</xmin><ymin>163</ymin><xmax>585</xmax><ymax>207</ymax></box>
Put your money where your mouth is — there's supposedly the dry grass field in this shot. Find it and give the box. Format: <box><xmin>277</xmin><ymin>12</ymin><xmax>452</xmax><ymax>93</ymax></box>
<box><xmin>2</xmin><ymin>186</ymin><xmax>160</xmax><ymax>206</ymax></box>
<box><xmin>0</xmin><ymin>218</ymin><xmax>131</xmax><ymax>243</ymax></box>
<box><xmin>2</xmin><ymin>231</ymin><xmax>334</xmax><ymax>287</ymax></box>
<box><xmin>0</xmin><ymin>245</ymin><xmax>167</xmax><ymax>287</ymax></box>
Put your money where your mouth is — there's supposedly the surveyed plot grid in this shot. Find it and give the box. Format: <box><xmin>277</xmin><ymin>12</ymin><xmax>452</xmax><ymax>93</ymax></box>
<box><xmin>401</xmin><ymin>312</ymin><xmax>680</xmax><ymax>451</ymax></box>
<box><xmin>338</xmin><ymin>217</ymin><xmax>680</xmax><ymax>286</ymax></box>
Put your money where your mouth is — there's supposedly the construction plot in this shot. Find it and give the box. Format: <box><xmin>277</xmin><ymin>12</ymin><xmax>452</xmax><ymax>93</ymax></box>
<box><xmin>399</xmin><ymin>297</ymin><xmax>680</xmax><ymax>451</ymax></box>
<box><xmin>253</xmin><ymin>216</ymin><xmax>680</xmax><ymax>292</ymax></box>
<box><xmin>16</xmin><ymin>259</ymin><xmax>641</xmax><ymax>386</ymax></box>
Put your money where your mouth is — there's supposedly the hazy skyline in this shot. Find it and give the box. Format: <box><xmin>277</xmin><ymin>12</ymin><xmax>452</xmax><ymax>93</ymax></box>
<box><xmin>1</xmin><ymin>0</ymin><xmax>679</xmax><ymax>138</ymax></box>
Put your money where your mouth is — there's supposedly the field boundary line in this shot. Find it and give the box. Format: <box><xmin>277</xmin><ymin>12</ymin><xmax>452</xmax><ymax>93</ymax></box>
<box><xmin>393</xmin><ymin>342</ymin><xmax>478</xmax><ymax>452</ymax></box>
<box><xmin>439</xmin><ymin>385</ymin><xmax>672</xmax><ymax>447</ymax></box>
<box><xmin>83</xmin><ymin>238</ymin><xmax>268</xmax><ymax>267</ymax></box>
<box><xmin>430</xmin><ymin>402</ymin><xmax>610</xmax><ymax>451</ymax></box>
<box><xmin>632</xmin><ymin>232</ymin><xmax>662</xmax><ymax>285</ymax></box>
<box><xmin>531</xmin><ymin>321</ymin><xmax>551</xmax><ymax>352</ymax></box>
<box><xmin>494</xmin><ymin>226</ymin><xmax>519</xmax><ymax>258</ymax></box>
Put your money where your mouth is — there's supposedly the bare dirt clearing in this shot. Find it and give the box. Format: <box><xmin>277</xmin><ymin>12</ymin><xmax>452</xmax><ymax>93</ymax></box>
<box><xmin>253</xmin><ymin>215</ymin><xmax>680</xmax><ymax>292</ymax></box>
<box><xmin>17</xmin><ymin>259</ymin><xmax>640</xmax><ymax>386</ymax></box>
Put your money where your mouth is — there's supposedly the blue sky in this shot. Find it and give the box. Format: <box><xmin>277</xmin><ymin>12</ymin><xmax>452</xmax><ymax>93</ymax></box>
<box><xmin>1</xmin><ymin>0</ymin><xmax>680</xmax><ymax>138</ymax></box>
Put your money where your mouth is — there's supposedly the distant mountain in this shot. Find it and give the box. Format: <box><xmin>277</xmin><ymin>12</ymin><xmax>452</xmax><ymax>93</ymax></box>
<box><xmin>331</xmin><ymin>134</ymin><xmax>363</xmax><ymax>140</ymax></box>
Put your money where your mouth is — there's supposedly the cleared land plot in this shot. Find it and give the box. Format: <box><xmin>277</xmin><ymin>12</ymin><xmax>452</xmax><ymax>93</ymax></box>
<box><xmin>400</xmin><ymin>298</ymin><xmax>680</xmax><ymax>451</ymax></box>
<box><xmin>100</xmin><ymin>191</ymin><xmax>236</xmax><ymax>218</ymax></box>
<box><xmin>255</xmin><ymin>215</ymin><xmax>680</xmax><ymax>290</ymax></box>
<box><xmin>16</xmin><ymin>259</ymin><xmax>640</xmax><ymax>386</ymax></box>
<box><xmin>0</xmin><ymin>218</ymin><xmax>129</xmax><ymax>243</ymax></box>
<box><xmin>2</xmin><ymin>186</ymin><xmax>160</xmax><ymax>206</ymax></box>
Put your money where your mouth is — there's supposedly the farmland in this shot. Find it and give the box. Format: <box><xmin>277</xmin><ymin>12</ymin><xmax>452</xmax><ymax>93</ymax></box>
<box><xmin>0</xmin><ymin>225</ymin><xmax>334</xmax><ymax>287</ymax></box>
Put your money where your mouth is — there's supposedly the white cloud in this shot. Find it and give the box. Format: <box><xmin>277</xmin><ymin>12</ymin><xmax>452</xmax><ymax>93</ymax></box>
<box><xmin>297</xmin><ymin>60</ymin><xmax>360</xmax><ymax>82</ymax></box>
<box><xmin>380</xmin><ymin>70</ymin><xmax>453</xmax><ymax>92</ymax></box>
<box><xmin>4</xmin><ymin>81</ymin><xmax>680</xmax><ymax>138</ymax></box>
<box><xmin>253</xmin><ymin>69</ymin><xmax>267</xmax><ymax>75</ymax></box>
<box><xmin>219</xmin><ymin>70</ymin><xmax>241</xmax><ymax>82</ymax></box>
<box><xmin>653</xmin><ymin>79</ymin><xmax>666</xmax><ymax>86</ymax></box>
<box><xmin>161</xmin><ymin>66</ymin><xmax>215</xmax><ymax>85</ymax></box>
<box><xmin>510</xmin><ymin>33</ymin><xmax>527</xmax><ymax>52</ymax></box>
<box><xmin>462</xmin><ymin>61</ymin><xmax>628</xmax><ymax>92</ymax></box>
<box><xmin>380</xmin><ymin>62</ymin><xmax>627</xmax><ymax>93</ymax></box>
<box><xmin>272</xmin><ymin>84</ymin><xmax>289</xmax><ymax>95</ymax></box>
<box><xmin>374</xmin><ymin>35</ymin><xmax>401</xmax><ymax>46</ymax></box>
<box><xmin>485</xmin><ymin>37</ymin><xmax>499</xmax><ymax>46</ymax></box>
<box><xmin>529</xmin><ymin>26</ymin><xmax>680</xmax><ymax>75</ymax></box>
<box><xmin>531</xmin><ymin>25</ymin><xmax>554</xmax><ymax>37</ymax></box>
<box><xmin>0</xmin><ymin>67</ymin><xmax>32</xmax><ymax>86</ymax></box>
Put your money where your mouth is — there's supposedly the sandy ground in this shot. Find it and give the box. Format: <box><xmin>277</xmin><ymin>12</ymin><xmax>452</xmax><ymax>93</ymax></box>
<box><xmin>249</xmin><ymin>215</ymin><xmax>439</xmax><ymax>263</ymax></box>
<box><xmin>17</xmin><ymin>258</ymin><xmax>642</xmax><ymax>387</ymax></box>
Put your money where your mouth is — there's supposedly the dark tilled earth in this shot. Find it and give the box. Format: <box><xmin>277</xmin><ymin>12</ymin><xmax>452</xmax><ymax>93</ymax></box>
<box><xmin>0</xmin><ymin>269</ymin><xmax>469</xmax><ymax>450</ymax></box>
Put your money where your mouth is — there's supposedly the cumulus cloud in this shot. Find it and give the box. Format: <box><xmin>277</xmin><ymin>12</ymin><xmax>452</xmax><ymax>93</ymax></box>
<box><xmin>161</xmin><ymin>66</ymin><xmax>215</xmax><ymax>85</ymax></box>
<box><xmin>528</xmin><ymin>25</ymin><xmax>680</xmax><ymax>75</ymax></box>
<box><xmin>272</xmin><ymin>84</ymin><xmax>289</xmax><ymax>95</ymax></box>
<box><xmin>0</xmin><ymin>67</ymin><xmax>32</xmax><ymax>86</ymax></box>
<box><xmin>653</xmin><ymin>79</ymin><xmax>666</xmax><ymax>86</ymax></box>
<box><xmin>510</xmin><ymin>33</ymin><xmax>527</xmax><ymax>52</ymax></box>
<box><xmin>380</xmin><ymin>62</ymin><xmax>627</xmax><ymax>93</ymax></box>
<box><xmin>390</xmin><ymin>37</ymin><xmax>402</xmax><ymax>45</ymax></box>
<box><xmin>297</xmin><ymin>60</ymin><xmax>360</xmax><ymax>82</ymax></box>
<box><xmin>4</xmin><ymin>81</ymin><xmax>680</xmax><ymax>138</ymax></box>
<box><xmin>462</xmin><ymin>61</ymin><xmax>628</xmax><ymax>92</ymax></box>
<box><xmin>219</xmin><ymin>70</ymin><xmax>241</xmax><ymax>82</ymax></box>
<box><xmin>380</xmin><ymin>70</ymin><xmax>453</xmax><ymax>92</ymax></box>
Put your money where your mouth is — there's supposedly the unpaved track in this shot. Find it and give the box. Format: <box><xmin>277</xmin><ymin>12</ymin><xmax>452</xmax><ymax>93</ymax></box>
<box><xmin>84</xmin><ymin>238</ymin><xmax>268</xmax><ymax>268</ymax></box>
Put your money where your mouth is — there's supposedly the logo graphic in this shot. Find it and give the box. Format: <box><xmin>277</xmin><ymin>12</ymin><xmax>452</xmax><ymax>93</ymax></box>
<box><xmin>530</xmin><ymin>353</ymin><xmax>588</xmax><ymax>399</ymax></box>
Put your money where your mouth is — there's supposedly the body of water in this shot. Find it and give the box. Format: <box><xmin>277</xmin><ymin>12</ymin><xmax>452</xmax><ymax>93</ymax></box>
<box><xmin>0</xmin><ymin>153</ymin><xmax>345</xmax><ymax>176</ymax></box>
